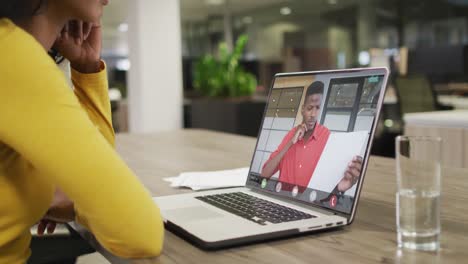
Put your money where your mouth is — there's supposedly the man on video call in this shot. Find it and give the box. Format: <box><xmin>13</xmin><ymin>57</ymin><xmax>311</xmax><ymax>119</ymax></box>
<box><xmin>261</xmin><ymin>81</ymin><xmax>362</xmax><ymax>197</ymax></box>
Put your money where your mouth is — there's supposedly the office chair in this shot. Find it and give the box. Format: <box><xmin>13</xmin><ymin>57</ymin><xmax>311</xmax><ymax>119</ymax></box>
<box><xmin>28</xmin><ymin>224</ymin><xmax>95</xmax><ymax>264</ymax></box>
<box><xmin>394</xmin><ymin>74</ymin><xmax>453</xmax><ymax>114</ymax></box>
<box><xmin>371</xmin><ymin>74</ymin><xmax>453</xmax><ymax>158</ymax></box>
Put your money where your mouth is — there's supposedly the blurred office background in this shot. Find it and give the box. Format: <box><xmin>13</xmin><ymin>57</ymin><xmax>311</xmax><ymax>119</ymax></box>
<box><xmin>100</xmin><ymin>0</ymin><xmax>468</xmax><ymax>158</ymax></box>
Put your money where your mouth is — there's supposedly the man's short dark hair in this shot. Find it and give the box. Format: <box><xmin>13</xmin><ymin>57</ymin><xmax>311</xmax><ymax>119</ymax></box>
<box><xmin>306</xmin><ymin>81</ymin><xmax>324</xmax><ymax>97</ymax></box>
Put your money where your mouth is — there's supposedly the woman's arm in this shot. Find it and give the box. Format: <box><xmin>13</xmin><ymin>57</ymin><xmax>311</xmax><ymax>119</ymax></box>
<box><xmin>71</xmin><ymin>63</ymin><xmax>115</xmax><ymax>146</ymax></box>
<box><xmin>55</xmin><ymin>21</ymin><xmax>115</xmax><ymax>146</ymax></box>
<box><xmin>37</xmin><ymin>21</ymin><xmax>116</xmax><ymax>235</ymax></box>
<box><xmin>0</xmin><ymin>44</ymin><xmax>163</xmax><ymax>259</ymax></box>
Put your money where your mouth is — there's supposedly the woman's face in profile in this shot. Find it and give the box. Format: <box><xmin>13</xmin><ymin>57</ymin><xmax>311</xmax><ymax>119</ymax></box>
<box><xmin>60</xmin><ymin>0</ymin><xmax>109</xmax><ymax>23</ymax></box>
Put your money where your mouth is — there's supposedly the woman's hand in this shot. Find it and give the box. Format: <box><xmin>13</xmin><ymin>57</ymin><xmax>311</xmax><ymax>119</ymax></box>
<box><xmin>37</xmin><ymin>188</ymin><xmax>75</xmax><ymax>235</ymax></box>
<box><xmin>37</xmin><ymin>219</ymin><xmax>57</xmax><ymax>236</ymax></box>
<box><xmin>54</xmin><ymin>20</ymin><xmax>102</xmax><ymax>73</ymax></box>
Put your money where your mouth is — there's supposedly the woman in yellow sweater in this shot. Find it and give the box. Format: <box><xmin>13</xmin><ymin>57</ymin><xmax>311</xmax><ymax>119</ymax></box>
<box><xmin>0</xmin><ymin>0</ymin><xmax>164</xmax><ymax>263</ymax></box>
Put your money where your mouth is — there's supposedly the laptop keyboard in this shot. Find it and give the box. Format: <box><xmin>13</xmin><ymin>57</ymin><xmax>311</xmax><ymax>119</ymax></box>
<box><xmin>195</xmin><ymin>192</ymin><xmax>315</xmax><ymax>226</ymax></box>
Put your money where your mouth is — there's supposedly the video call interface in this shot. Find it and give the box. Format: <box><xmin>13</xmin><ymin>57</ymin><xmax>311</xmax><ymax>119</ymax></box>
<box><xmin>247</xmin><ymin>70</ymin><xmax>386</xmax><ymax>214</ymax></box>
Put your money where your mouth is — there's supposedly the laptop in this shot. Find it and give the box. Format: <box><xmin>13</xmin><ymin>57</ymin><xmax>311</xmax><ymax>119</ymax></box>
<box><xmin>154</xmin><ymin>68</ymin><xmax>389</xmax><ymax>249</ymax></box>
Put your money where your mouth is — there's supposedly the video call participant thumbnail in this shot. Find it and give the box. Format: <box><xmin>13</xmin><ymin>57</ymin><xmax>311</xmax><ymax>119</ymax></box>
<box><xmin>261</xmin><ymin>81</ymin><xmax>362</xmax><ymax>194</ymax></box>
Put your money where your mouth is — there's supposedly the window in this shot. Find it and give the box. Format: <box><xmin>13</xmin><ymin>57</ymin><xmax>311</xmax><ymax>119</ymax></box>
<box><xmin>321</xmin><ymin>77</ymin><xmax>364</xmax><ymax>132</ymax></box>
<box><xmin>251</xmin><ymin>87</ymin><xmax>303</xmax><ymax>174</ymax></box>
<box><xmin>321</xmin><ymin>76</ymin><xmax>383</xmax><ymax>133</ymax></box>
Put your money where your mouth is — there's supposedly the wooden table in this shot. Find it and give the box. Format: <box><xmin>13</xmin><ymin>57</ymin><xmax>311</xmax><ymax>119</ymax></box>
<box><xmin>438</xmin><ymin>95</ymin><xmax>468</xmax><ymax>110</ymax></box>
<box><xmin>77</xmin><ymin>129</ymin><xmax>468</xmax><ymax>263</ymax></box>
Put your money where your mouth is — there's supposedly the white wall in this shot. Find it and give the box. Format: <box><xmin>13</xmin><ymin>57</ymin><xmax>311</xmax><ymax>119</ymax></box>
<box><xmin>128</xmin><ymin>0</ymin><xmax>183</xmax><ymax>132</ymax></box>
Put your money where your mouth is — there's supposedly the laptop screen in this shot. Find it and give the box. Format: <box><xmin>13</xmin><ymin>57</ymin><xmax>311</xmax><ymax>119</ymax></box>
<box><xmin>246</xmin><ymin>68</ymin><xmax>388</xmax><ymax>214</ymax></box>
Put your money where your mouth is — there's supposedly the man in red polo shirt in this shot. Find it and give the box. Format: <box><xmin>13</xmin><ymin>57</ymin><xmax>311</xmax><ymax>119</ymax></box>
<box><xmin>261</xmin><ymin>81</ymin><xmax>362</xmax><ymax>194</ymax></box>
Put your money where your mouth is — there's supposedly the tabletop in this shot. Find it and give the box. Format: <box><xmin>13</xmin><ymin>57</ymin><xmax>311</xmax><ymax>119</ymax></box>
<box><xmin>404</xmin><ymin>110</ymin><xmax>468</xmax><ymax>128</ymax></box>
<box><xmin>78</xmin><ymin>129</ymin><xmax>468</xmax><ymax>264</ymax></box>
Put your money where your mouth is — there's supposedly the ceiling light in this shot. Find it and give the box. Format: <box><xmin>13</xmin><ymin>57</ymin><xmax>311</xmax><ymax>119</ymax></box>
<box><xmin>328</xmin><ymin>0</ymin><xmax>338</xmax><ymax>5</ymax></box>
<box><xmin>205</xmin><ymin>0</ymin><xmax>225</xmax><ymax>5</ymax></box>
<box><xmin>118</xmin><ymin>23</ymin><xmax>128</xmax><ymax>32</ymax></box>
<box><xmin>280</xmin><ymin>7</ymin><xmax>292</xmax><ymax>16</ymax></box>
<box><xmin>358</xmin><ymin>51</ymin><xmax>370</xmax><ymax>66</ymax></box>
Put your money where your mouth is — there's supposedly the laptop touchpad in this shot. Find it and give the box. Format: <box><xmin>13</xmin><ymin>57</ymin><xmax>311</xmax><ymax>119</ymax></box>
<box><xmin>166</xmin><ymin>206</ymin><xmax>224</xmax><ymax>222</ymax></box>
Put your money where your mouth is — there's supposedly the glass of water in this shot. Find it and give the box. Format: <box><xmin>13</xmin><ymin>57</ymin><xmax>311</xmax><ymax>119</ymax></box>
<box><xmin>396</xmin><ymin>136</ymin><xmax>441</xmax><ymax>251</ymax></box>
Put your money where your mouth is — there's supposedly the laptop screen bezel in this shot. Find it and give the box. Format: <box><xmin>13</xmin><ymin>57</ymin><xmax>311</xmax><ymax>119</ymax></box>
<box><xmin>244</xmin><ymin>67</ymin><xmax>389</xmax><ymax>222</ymax></box>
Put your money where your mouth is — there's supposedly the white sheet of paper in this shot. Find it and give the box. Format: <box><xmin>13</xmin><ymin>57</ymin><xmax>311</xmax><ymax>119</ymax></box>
<box><xmin>163</xmin><ymin>167</ymin><xmax>249</xmax><ymax>191</ymax></box>
<box><xmin>307</xmin><ymin>131</ymin><xmax>368</xmax><ymax>194</ymax></box>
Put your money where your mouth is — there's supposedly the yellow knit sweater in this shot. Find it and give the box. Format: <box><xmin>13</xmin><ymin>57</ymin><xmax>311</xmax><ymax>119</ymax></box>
<box><xmin>0</xmin><ymin>18</ymin><xmax>163</xmax><ymax>263</ymax></box>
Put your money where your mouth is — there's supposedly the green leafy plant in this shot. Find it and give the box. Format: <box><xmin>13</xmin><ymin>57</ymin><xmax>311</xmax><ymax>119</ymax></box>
<box><xmin>193</xmin><ymin>35</ymin><xmax>257</xmax><ymax>97</ymax></box>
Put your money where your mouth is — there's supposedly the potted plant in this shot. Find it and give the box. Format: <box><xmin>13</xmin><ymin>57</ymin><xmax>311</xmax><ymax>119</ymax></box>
<box><xmin>188</xmin><ymin>35</ymin><xmax>265</xmax><ymax>136</ymax></box>
<box><xmin>193</xmin><ymin>35</ymin><xmax>257</xmax><ymax>97</ymax></box>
